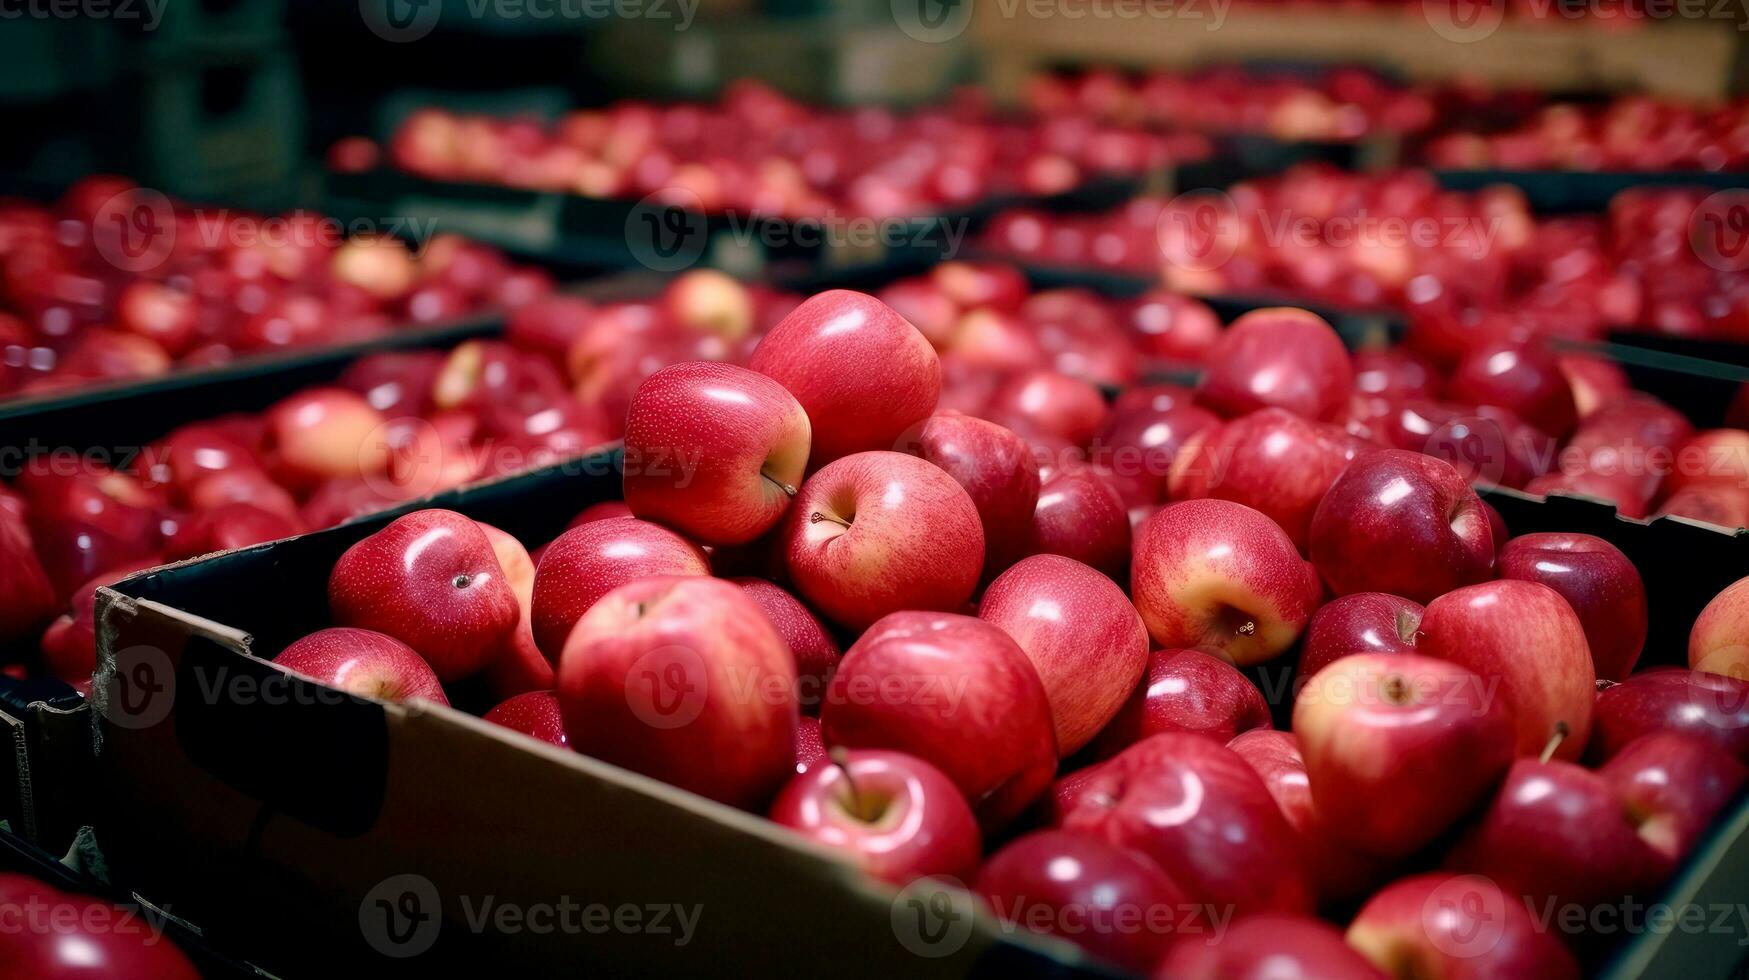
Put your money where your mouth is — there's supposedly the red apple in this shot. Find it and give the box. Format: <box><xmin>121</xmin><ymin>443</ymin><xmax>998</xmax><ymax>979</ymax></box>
<box><xmin>1295</xmin><ymin>653</ymin><xmax>1514</xmax><ymax>857</ymax></box>
<box><xmin>1132</xmin><ymin>499</ymin><xmax>1322</xmax><ymax>665</ymax></box>
<box><xmin>1656</xmin><ymin>484</ymin><xmax>1749</xmax><ymax>529</ymax></box>
<box><xmin>905</xmin><ymin>411</ymin><xmax>1040</xmax><ymax>578</ymax></box>
<box><xmin>1524</xmin><ymin>467</ymin><xmax>1650</xmax><ymax>519</ymax></box>
<box><xmin>1125</xmin><ymin>289</ymin><xmax>1222</xmax><ymax>364</ymax></box>
<box><xmin>1090</xmin><ymin>393</ymin><xmax>1221</xmax><ymax>507</ymax></box>
<box><xmin>795</xmin><ymin>715</ymin><xmax>827</xmax><ymax>775</ymax></box>
<box><xmin>977</xmin><ymin>830</ymin><xmax>1192</xmax><ymax>974</ymax></box>
<box><xmin>529</xmin><ymin>517</ymin><xmax>710</xmax><ymax>660</ymax></box>
<box><xmin>1191</xmin><ymin>407</ymin><xmax>1365</xmax><ymax>551</ymax></box>
<box><xmin>985</xmin><ymin>369</ymin><xmax>1110</xmax><ymax>448</ymax></box>
<box><xmin>783</xmin><ymin>451</ymin><xmax>982</xmax><ymax>631</ymax></box>
<box><xmin>1497</xmin><ymin>532</ymin><xmax>1645</xmax><ymax>681</ymax></box>
<box><xmin>1227</xmin><ymin>729</ymin><xmax>1395</xmax><ymax>903</ymax></box>
<box><xmin>0</xmin><ymin>875</ymin><xmax>200</xmax><ymax>979</ymax></box>
<box><xmin>164</xmin><ymin>502</ymin><xmax>303</xmax><ymax>561</ymax></box>
<box><xmin>1309</xmin><ymin>449</ymin><xmax>1494</xmax><ymax>604</ymax></box>
<box><xmin>1055</xmin><ymin>733</ymin><xmax>1313</xmax><ymax>916</ymax></box>
<box><xmin>1158</xmin><ymin>913</ymin><xmax>1387</xmax><ymax>980</ymax></box>
<box><xmin>1032</xmin><ymin>464</ymin><xmax>1131</xmax><ymax>582</ymax></box>
<box><xmin>0</xmin><ymin>509</ymin><xmax>57</xmax><ymax>643</ymax></box>
<box><xmin>477</xmin><ymin>523</ymin><xmax>551</xmax><ymax>700</ymax></box>
<box><xmin>567</xmin><ymin>501</ymin><xmax>634</xmax><ymax>527</ymax></box>
<box><xmin>663</xmin><ymin>269</ymin><xmax>754</xmax><ymax>341</ymax></box>
<box><xmin>1095</xmin><ymin>648</ymin><xmax>1270</xmax><ymax>758</ymax></box>
<box><xmin>262</xmin><ymin>387</ymin><xmax>391</xmax><ymax>490</ymax></box>
<box><xmin>978</xmin><ymin>554</ymin><xmax>1149</xmax><ymax>756</ymax></box>
<box><xmin>732</xmin><ymin>577</ymin><xmax>840</xmax><ymax>712</ymax></box>
<box><xmin>329</xmin><ymin>509</ymin><xmax>520</xmax><ymax>681</ymax></box>
<box><xmin>558</xmin><ymin>575</ymin><xmax>796</xmax><ymax>808</ymax></box>
<box><xmin>1591</xmin><ymin>667</ymin><xmax>1749</xmax><ymax>761</ymax></box>
<box><xmin>621</xmin><ymin>361</ymin><xmax>811</xmax><ymax>545</ymax></box>
<box><xmin>748</xmin><ymin>290</ymin><xmax>940</xmax><ymax>464</ymax></box>
<box><xmin>1667</xmin><ymin>429</ymin><xmax>1749</xmax><ymax>497</ymax></box>
<box><xmin>483</xmin><ymin>690</ymin><xmax>567</xmax><ymax>747</ymax></box>
<box><xmin>820</xmin><ymin>611</ymin><xmax>1056</xmax><ymax>829</ymax></box>
<box><xmin>115</xmin><ymin>280</ymin><xmax>198</xmax><ymax>356</ymax></box>
<box><xmin>1299</xmin><ymin>592</ymin><xmax>1424</xmax><ymax>682</ymax></box>
<box><xmin>1198</xmin><ymin>308</ymin><xmax>1353</xmax><ymax>422</ymax></box>
<box><xmin>1600</xmin><ymin>732</ymin><xmax>1747</xmax><ymax>870</ymax></box>
<box><xmin>273</xmin><ymin>627</ymin><xmax>449</xmax><ymax>705</ymax></box>
<box><xmin>931</xmin><ymin>261</ymin><xmax>1027</xmax><ymax>311</ymax></box>
<box><xmin>1418</xmin><ymin>580</ymin><xmax>1595</xmax><ymax>759</ymax></box>
<box><xmin>769</xmin><ymin>748</ymin><xmax>980</xmax><ymax>885</ymax></box>
<box><xmin>1446</xmin><ymin>337</ymin><xmax>1578</xmax><ymax>438</ymax></box>
<box><xmin>1346</xmin><ymin>873</ymin><xmax>1579</xmax><ymax>980</ymax></box>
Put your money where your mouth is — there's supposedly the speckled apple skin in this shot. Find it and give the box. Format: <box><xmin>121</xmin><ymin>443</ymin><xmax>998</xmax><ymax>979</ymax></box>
<box><xmin>1054</xmin><ymin>733</ymin><xmax>1313</xmax><ymax>917</ymax></box>
<box><xmin>1298</xmin><ymin>592</ymin><xmax>1425</xmax><ymax>682</ymax></box>
<box><xmin>478</xmin><ymin>523</ymin><xmax>553</xmax><ymax>699</ymax></box>
<box><xmin>821</xmin><ymin>611</ymin><xmax>1057</xmax><ymax>830</ymax></box>
<box><xmin>1094</xmin><ymin>648</ymin><xmax>1270</xmax><ymax>758</ymax></box>
<box><xmin>1195</xmin><ymin>407</ymin><xmax>1365</xmax><ymax>552</ymax></box>
<box><xmin>1032</xmin><ymin>466</ymin><xmax>1130</xmax><ymax>582</ymax></box>
<box><xmin>911</xmin><ymin>412</ymin><xmax>1040</xmax><ymax>579</ymax></box>
<box><xmin>483</xmin><ymin>690</ymin><xmax>567</xmax><ymax>747</ymax></box>
<box><xmin>1294</xmin><ymin>653</ymin><xmax>1515</xmax><ymax>857</ymax></box>
<box><xmin>1197</xmin><ymin>308</ymin><xmax>1353</xmax><ymax>422</ymax></box>
<box><xmin>731</xmin><ymin>577</ymin><xmax>840</xmax><ymax>712</ymax></box>
<box><xmin>979</xmin><ymin>554</ymin><xmax>1147</xmax><ymax>756</ymax></box>
<box><xmin>528</xmin><ymin>518</ymin><xmax>710</xmax><ymax>661</ymax></box>
<box><xmin>558</xmin><ymin>576</ymin><xmax>796</xmax><ymax>809</ymax></box>
<box><xmin>1689</xmin><ymin>574</ymin><xmax>1749</xmax><ymax>680</ymax></box>
<box><xmin>1498</xmin><ymin>532</ymin><xmax>1647</xmax><ymax>681</ymax></box>
<box><xmin>275</xmin><ymin>627</ymin><xmax>448</xmax><ymax>705</ymax></box>
<box><xmin>1131</xmin><ymin>499</ymin><xmax>1322</xmax><ymax>665</ymax></box>
<box><xmin>623</xmin><ymin>362</ymin><xmax>811</xmax><ymax>546</ymax></box>
<box><xmin>327</xmin><ymin>510</ymin><xmax>519</xmax><ymax>682</ymax></box>
<box><xmin>1227</xmin><ymin>729</ymin><xmax>1395</xmax><ymax>903</ymax></box>
<box><xmin>784</xmin><ymin>452</ymin><xmax>983</xmax><ymax>631</ymax></box>
<box><xmin>1308</xmin><ymin>449</ymin><xmax>1494</xmax><ymax>604</ymax></box>
<box><xmin>1419</xmin><ymin>580</ymin><xmax>1596</xmax><ymax>760</ymax></box>
<box><xmin>748</xmin><ymin>290</ymin><xmax>941</xmax><ymax>464</ymax></box>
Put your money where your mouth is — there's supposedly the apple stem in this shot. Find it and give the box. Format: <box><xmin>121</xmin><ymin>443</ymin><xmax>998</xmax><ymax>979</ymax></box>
<box><xmin>1539</xmin><ymin>722</ymin><xmax>1570</xmax><ymax>764</ymax></box>
<box><xmin>762</xmin><ymin>471</ymin><xmax>797</xmax><ymax>497</ymax></box>
<box><xmin>829</xmin><ymin>747</ymin><xmax>863</xmax><ymax>815</ymax></box>
<box><xmin>810</xmin><ymin>511</ymin><xmax>851</xmax><ymax>529</ymax></box>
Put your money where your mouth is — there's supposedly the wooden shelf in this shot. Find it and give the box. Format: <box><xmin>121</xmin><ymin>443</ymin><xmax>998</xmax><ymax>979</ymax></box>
<box><xmin>974</xmin><ymin>5</ymin><xmax>1741</xmax><ymax>99</ymax></box>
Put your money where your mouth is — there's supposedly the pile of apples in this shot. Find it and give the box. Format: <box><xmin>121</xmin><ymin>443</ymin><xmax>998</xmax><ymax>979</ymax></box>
<box><xmin>0</xmin><ymin>176</ymin><xmax>556</xmax><ymax>400</ymax></box>
<box><xmin>1425</xmin><ymin>97</ymin><xmax>1749</xmax><ymax>172</ymax></box>
<box><xmin>0</xmin><ymin>272</ymin><xmax>806</xmax><ymax>692</ymax></box>
<box><xmin>271</xmin><ymin>288</ymin><xmax>1749</xmax><ymax>977</ymax></box>
<box><xmin>377</xmin><ymin>81</ymin><xmax>1207</xmax><ymax>219</ymax></box>
<box><xmin>1023</xmin><ymin>66</ymin><xmax>1440</xmax><ymax>142</ymax></box>
<box><xmin>983</xmin><ymin>163</ymin><xmax>1749</xmax><ymax>343</ymax></box>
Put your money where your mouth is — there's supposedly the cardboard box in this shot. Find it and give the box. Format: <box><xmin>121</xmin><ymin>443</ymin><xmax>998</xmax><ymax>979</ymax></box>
<box><xmin>88</xmin><ymin>440</ymin><xmax>1749</xmax><ymax>977</ymax></box>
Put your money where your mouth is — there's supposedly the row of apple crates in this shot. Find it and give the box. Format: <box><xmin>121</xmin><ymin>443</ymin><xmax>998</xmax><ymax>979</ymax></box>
<box><xmin>0</xmin><ymin>259</ymin><xmax>1745</xmax><ymax>977</ymax></box>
